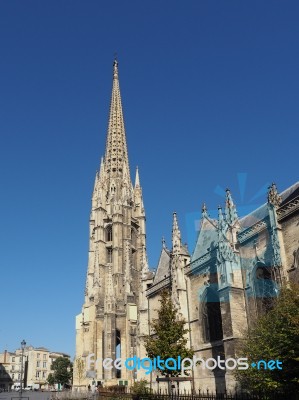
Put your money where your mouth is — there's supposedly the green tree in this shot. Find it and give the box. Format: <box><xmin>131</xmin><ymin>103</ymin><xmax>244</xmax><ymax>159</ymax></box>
<box><xmin>47</xmin><ymin>373</ymin><xmax>55</xmax><ymax>386</ymax></box>
<box><xmin>50</xmin><ymin>356</ymin><xmax>73</xmax><ymax>386</ymax></box>
<box><xmin>235</xmin><ymin>283</ymin><xmax>299</xmax><ymax>392</ymax></box>
<box><xmin>144</xmin><ymin>290</ymin><xmax>194</xmax><ymax>377</ymax></box>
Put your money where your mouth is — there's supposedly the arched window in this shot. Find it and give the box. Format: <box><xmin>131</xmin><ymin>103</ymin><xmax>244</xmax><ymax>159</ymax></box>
<box><xmin>254</xmin><ymin>264</ymin><xmax>277</xmax><ymax>313</ymax></box>
<box><xmin>106</xmin><ymin>226</ymin><xmax>113</xmax><ymax>242</ymax></box>
<box><xmin>202</xmin><ymin>286</ymin><xmax>223</xmax><ymax>343</ymax></box>
<box><xmin>107</xmin><ymin>248</ymin><xmax>112</xmax><ymax>264</ymax></box>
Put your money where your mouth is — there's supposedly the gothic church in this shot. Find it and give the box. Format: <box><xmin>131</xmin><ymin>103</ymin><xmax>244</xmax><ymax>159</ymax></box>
<box><xmin>73</xmin><ymin>61</ymin><xmax>299</xmax><ymax>392</ymax></box>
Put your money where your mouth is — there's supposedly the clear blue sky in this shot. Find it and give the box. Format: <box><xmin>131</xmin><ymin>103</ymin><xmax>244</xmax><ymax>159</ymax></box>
<box><xmin>1</xmin><ymin>0</ymin><xmax>298</xmax><ymax>358</ymax></box>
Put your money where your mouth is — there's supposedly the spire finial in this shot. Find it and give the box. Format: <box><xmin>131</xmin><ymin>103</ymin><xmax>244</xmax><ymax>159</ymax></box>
<box><xmin>202</xmin><ymin>203</ymin><xmax>208</xmax><ymax>216</ymax></box>
<box><xmin>113</xmin><ymin>57</ymin><xmax>118</xmax><ymax>79</ymax></box>
<box><xmin>162</xmin><ymin>236</ymin><xmax>166</xmax><ymax>248</ymax></box>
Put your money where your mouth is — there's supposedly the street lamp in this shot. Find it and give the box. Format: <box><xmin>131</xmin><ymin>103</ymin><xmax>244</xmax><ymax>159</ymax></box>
<box><xmin>19</xmin><ymin>340</ymin><xmax>26</xmax><ymax>398</ymax></box>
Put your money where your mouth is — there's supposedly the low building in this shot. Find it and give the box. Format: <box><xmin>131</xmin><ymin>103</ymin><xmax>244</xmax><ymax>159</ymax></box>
<box><xmin>0</xmin><ymin>346</ymin><xmax>70</xmax><ymax>390</ymax></box>
<box><xmin>0</xmin><ymin>351</ymin><xmax>14</xmax><ymax>390</ymax></box>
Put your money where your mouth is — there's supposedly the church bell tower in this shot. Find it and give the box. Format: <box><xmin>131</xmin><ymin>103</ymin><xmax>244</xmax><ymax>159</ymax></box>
<box><xmin>74</xmin><ymin>60</ymin><xmax>148</xmax><ymax>386</ymax></box>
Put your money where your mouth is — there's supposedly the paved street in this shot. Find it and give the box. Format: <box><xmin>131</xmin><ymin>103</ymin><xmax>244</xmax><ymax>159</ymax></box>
<box><xmin>0</xmin><ymin>392</ymin><xmax>56</xmax><ymax>400</ymax></box>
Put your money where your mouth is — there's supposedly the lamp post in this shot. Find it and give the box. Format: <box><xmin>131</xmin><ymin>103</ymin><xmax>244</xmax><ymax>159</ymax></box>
<box><xmin>19</xmin><ymin>340</ymin><xmax>26</xmax><ymax>398</ymax></box>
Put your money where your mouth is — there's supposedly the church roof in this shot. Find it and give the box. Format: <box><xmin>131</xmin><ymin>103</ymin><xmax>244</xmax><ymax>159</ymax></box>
<box><xmin>240</xmin><ymin>181</ymin><xmax>299</xmax><ymax>230</ymax></box>
<box><xmin>280</xmin><ymin>181</ymin><xmax>299</xmax><ymax>205</ymax></box>
<box><xmin>152</xmin><ymin>247</ymin><xmax>171</xmax><ymax>284</ymax></box>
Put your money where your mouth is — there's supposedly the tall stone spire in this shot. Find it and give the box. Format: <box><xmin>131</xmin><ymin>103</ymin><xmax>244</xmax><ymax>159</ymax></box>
<box><xmin>104</xmin><ymin>59</ymin><xmax>131</xmax><ymax>184</ymax></box>
<box><xmin>75</xmin><ymin>59</ymin><xmax>148</xmax><ymax>387</ymax></box>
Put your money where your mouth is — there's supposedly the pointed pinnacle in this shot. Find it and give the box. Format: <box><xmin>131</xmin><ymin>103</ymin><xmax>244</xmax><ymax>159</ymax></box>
<box><xmin>93</xmin><ymin>171</ymin><xmax>99</xmax><ymax>191</ymax></box>
<box><xmin>135</xmin><ymin>166</ymin><xmax>140</xmax><ymax>188</ymax></box>
<box><xmin>225</xmin><ymin>188</ymin><xmax>234</xmax><ymax>207</ymax></box>
<box><xmin>267</xmin><ymin>182</ymin><xmax>282</xmax><ymax>207</ymax></box>
<box><xmin>172</xmin><ymin>212</ymin><xmax>179</xmax><ymax>231</ymax></box>
<box><xmin>218</xmin><ymin>205</ymin><xmax>223</xmax><ymax>217</ymax></box>
<box><xmin>225</xmin><ymin>188</ymin><xmax>238</xmax><ymax>223</ymax></box>
<box><xmin>202</xmin><ymin>203</ymin><xmax>208</xmax><ymax>215</ymax></box>
<box><xmin>172</xmin><ymin>212</ymin><xmax>181</xmax><ymax>249</ymax></box>
<box><xmin>99</xmin><ymin>157</ymin><xmax>105</xmax><ymax>180</ymax></box>
<box><xmin>141</xmin><ymin>245</ymin><xmax>149</xmax><ymax>272</ymax></box>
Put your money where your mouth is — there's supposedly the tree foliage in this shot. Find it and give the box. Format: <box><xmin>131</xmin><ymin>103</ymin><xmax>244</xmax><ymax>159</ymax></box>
<box><xmin>131</xmin><ymin>379</ymin><xmax>149</xmax><ymax>394</ymax></box>
<box><xmin>144</xmin><ymin>290</ymin><xmax>194</xmax><ymax>377</ymax></box>
<box><xmin>47</xmin><ymin>373</ymin><xmax>55</xmax><ymax>386</ymax></box>
<box><xmin>235</xmin><ymin>283</ymin><xmax>299</xmax><ymax>391</ymax></box>
<box><xmin>50</xmin><ymin>356</ymin><xmax>73</xmax><ymax>386</ymax></box>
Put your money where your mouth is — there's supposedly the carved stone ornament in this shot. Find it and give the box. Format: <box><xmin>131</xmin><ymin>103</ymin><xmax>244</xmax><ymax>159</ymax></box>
<box><xmin>217</xmin><ymin>240</ymin><xmax>236</xmax><ymax>263</ymax></box>
<box><xmin>267</xmin><ymin>183</ymin><xmax>282</xmax><ymax>207</ymax></box>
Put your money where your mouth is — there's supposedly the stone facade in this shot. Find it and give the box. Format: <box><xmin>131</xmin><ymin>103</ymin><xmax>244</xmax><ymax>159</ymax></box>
<box><xmin>74</xmin><ymin>59</ymin><xmax>299</xmax><ymax>393</ymax></box>
<box><xmin>143</xmin><ymin>183</ymin><xmax>299</xmax><ymax>392</ymax></box>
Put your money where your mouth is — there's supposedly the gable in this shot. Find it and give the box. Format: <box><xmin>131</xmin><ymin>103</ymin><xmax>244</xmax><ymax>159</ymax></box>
<box><xmin>191</xmin><ymin>217</ymin><xmax>218</xmax><ymax>263</ymax></box>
